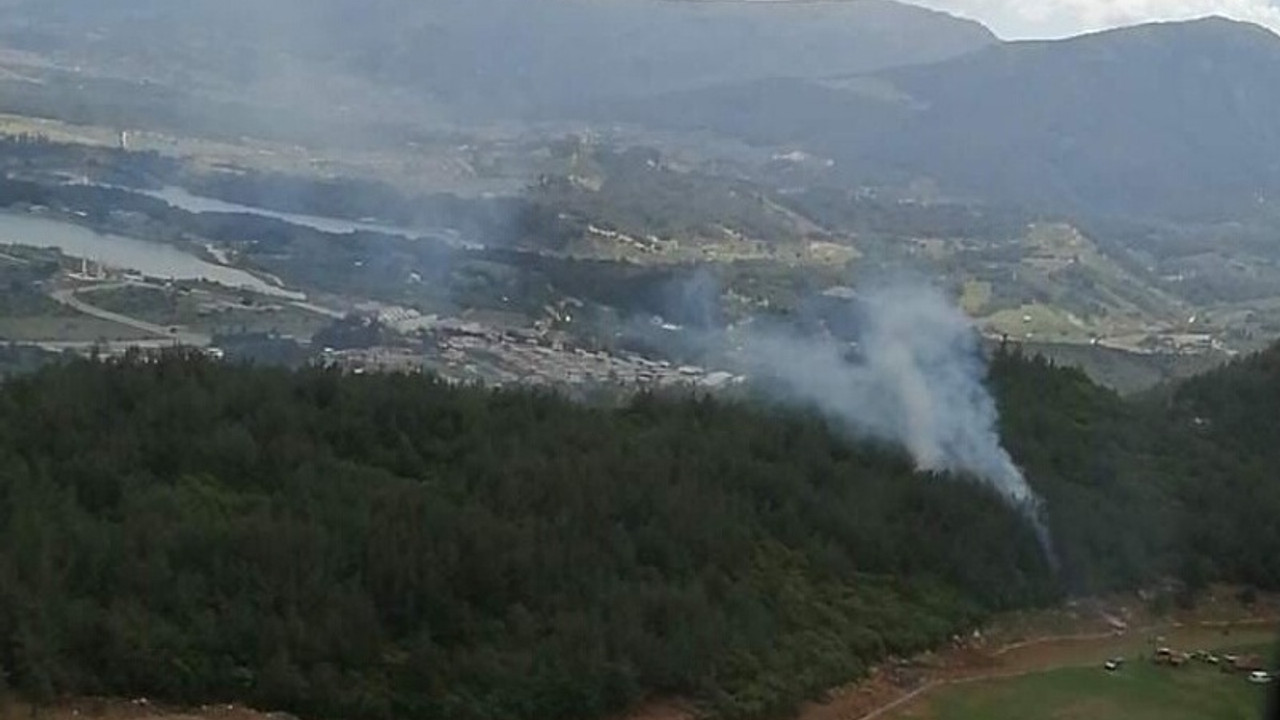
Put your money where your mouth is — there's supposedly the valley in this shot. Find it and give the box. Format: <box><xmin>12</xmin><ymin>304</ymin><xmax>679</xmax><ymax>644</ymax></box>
<box><xmin>2</xmin><ymin>6</ymin><xmax>1280</xmax><ymax>395</ymax></box>
<box><xmin>0</xmin><ymin>123</ymin><xmax>1267</xmax><ymax>393</ymax></box>
<box><xmin>2</xmin><ymin>3</ymin><xmax>1280</xmax><ymax>720</ymax></box>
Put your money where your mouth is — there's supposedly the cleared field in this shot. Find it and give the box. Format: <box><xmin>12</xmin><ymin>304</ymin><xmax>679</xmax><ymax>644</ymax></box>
<box><xmin>889</xmin><ymin>643</ymin><xmax>1277</xmax><ymax>720</ymax></box>
<box><xmin>795</xmin><ymin>596</ymin><xmax>1280</xmax><ymax>720</ymax></box>
<box><xmin>82</xmin><ymin>284</ymin><xmax>329</xmax><ymax>339</ymax></box>
<box><xmin>959</xmin><ymin>279</ymin><xmax>992</xmax><ymax>315</ymax></box>
<box><xmin>893</xmin><ymin>661</ymin><xmax>1270</xmax><ymax>720</ymax></box>
<box><xmin>982</xmin><ymin>302</ymin><xmax>1093</xmax><ymax>343</ymax></box>
<box><xmin>0</xmin><ymin>315</ymin><xmax>155</xmax><ymax>342</ymax></box>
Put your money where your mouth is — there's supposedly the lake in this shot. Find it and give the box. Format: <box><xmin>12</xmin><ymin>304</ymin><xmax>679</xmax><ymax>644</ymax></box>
<box><xmin>143</xmin><ymin>185</ymin><xmax>463</xmax><ymax>244</ymax></box>
<box><xmin>0</xmin><ymin>211</ymin><xmax>303</xmax><ymax>299</ymax></box>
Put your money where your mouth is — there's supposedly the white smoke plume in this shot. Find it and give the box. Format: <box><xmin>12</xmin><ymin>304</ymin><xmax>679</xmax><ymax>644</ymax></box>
<box><xmin>722</xmin><ymin>283</ymin><xmax>1057</xmax><ymax>565</ymax></box>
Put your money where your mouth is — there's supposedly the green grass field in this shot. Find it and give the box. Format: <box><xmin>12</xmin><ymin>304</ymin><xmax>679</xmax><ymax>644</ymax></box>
<box><xmin>0</xmin><ymin>315</ymin><xmax>154</xmax><ymax>342</ymax></box>
<box><xmin>897</xmin><ymin>648</ymin><xmax>1275</xmax><ymax>720</ymax></box>
<box><xmin>84</xmin><ymin>285</ymin><xmax>328</xmax><ymax>339</ymax></box>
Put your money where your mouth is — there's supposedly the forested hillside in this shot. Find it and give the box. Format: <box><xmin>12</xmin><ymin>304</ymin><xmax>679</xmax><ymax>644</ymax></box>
<box><xmin>994</xmin><ymin>344</ymin><xmax>1280</xmax><ymax>595</ymax></box>
<box><xmin>1165</xmin><ymin>344</ymin><xmax>1280</xmax><ymax>589</ymax></box>
<box><xmin>0</xmin><ymin>347</ymin><xmax>1277</xmax><ymax>720</ymax></box>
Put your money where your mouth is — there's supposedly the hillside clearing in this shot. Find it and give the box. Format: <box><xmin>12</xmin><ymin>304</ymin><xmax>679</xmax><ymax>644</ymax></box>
<box><xmin>888</xmin><ymin>650</ymin><xmax>1273</xmax><ymax>720</ymax></box>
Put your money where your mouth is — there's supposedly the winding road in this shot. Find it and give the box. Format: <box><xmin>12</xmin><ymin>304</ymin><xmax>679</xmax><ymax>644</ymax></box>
<box><xmin>49</xmin><ymin>285</ymin><xmax>210</xmax><ymax>347</ymax></box>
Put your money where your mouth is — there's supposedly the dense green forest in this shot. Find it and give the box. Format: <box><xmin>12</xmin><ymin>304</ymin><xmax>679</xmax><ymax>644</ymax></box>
<box><xmin>0</xmin><ymin>346</ymin><xmax>1277</xmax><ymax>720</ymax></box>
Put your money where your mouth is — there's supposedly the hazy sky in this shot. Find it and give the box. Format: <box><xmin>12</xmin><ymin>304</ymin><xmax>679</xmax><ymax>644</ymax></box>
<box><xmin>910</xmin><ymin>0</ymin><xmax>1280</xmax><ymax>38</ymax></box>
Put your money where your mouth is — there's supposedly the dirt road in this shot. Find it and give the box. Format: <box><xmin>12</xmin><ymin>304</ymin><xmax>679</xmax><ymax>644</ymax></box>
<box><xmin>50</xmin><ymin>286</ymin><xmax>209</xmax><ymax>347</ymax></box>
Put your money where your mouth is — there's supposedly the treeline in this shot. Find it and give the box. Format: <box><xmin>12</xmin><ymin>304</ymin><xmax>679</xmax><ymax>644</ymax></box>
<box><xmin>1</xmin><ymin>346</ymin><xmax>1279</xmax><ymax>720</ymax></box>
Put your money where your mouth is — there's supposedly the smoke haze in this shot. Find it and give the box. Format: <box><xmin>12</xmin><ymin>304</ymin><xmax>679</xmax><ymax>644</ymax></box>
<box><xmin>744</xmin><ymin>286</ymin><xmax>1029</xmax><ymax>498</ymax></box>
<box><xmin>715</xmin><ymin>282</ymin><xmax>1056</xmax><ymax>562</ymax></box>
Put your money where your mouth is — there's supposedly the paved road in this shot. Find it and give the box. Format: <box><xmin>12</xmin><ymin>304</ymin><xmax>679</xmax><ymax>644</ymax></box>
<box><xmin>49</xmin><ymin>287</ymin><xmax>210</xmax><ymax>347</ymax></box>
<box><xmin>33</xmin><ymin>339</ymin><xmax>194</xmax><ymax>353</ymax></box>
<box><xmin>290</xmin><ymin>299</ymin><xmax>345</xmax><ymax>319</ymax></box>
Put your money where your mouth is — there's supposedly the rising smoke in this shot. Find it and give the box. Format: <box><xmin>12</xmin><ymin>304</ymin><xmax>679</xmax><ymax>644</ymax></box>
<box><xmin>711</xmin><ymin>282</ymin><xmax>1058</xmax><ymax>567</ymax></box>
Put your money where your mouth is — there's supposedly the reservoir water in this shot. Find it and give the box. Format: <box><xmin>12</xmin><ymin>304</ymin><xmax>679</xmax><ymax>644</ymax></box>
<box><xmin>142</xmin><ymin>185</ymin><xmax>457</xmax><ymax>243</ymax></box>
<box><xmin>0</xmin><ymin>211</ymin><xmax>303</xmax><ymax>299</ymax></box>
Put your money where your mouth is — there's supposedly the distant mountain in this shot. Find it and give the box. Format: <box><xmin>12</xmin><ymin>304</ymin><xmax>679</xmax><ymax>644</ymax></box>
<box><xmin>357</xmin><ymin>0</ymin><xmax>999</xmax><ymax>113</ymax></box>
<box><xmin>17</xmin><ymin>3</ymin><xmax>1280</xmax><ymax>225</ymax></box>
<box><xmin>0</xmin><ymin>0</ymin><xmax>997</xmax><ymax>118</ymax></box>
<box><xmin>615</xmin><ymin>18</ymin><xmax>1280</xmax><ymax>221</ymax></box>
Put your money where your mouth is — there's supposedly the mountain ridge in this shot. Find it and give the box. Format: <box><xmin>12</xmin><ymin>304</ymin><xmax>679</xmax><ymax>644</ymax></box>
<box><xmin>0</xmin><ymin>0</ymin><xmax>999</xmax><ymax>119</ymax></box>
<box><xmin>605</xmin><ymin>15</ymin><xmax>1280</xmax><ymax>221</ymax></box>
